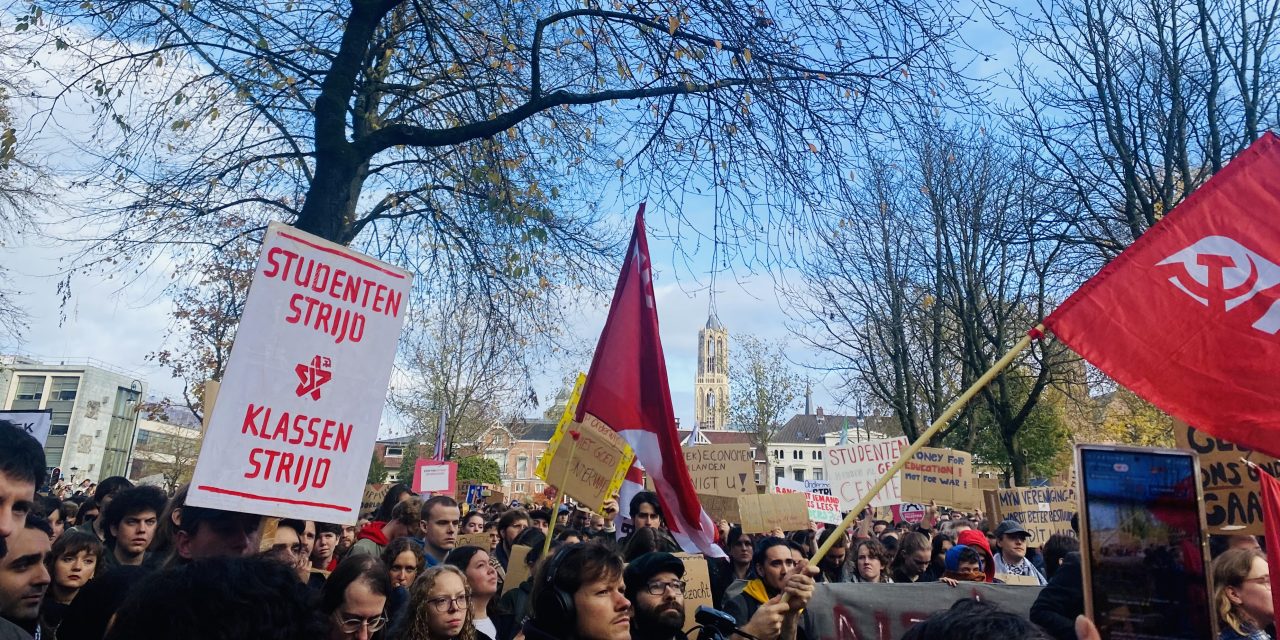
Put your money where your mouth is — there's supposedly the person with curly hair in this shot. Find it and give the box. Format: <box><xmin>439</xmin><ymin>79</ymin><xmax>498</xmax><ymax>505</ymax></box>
<box><xmin>395</xmin><ymin>565</ymin><xmax>476</xmax><ymax>640</ymax></box>
<box><xmin>384</xmin><ymin>538</ymin><xmax>426</xmax><ymax>590</ymax></box>
<box><xmin>844</xmin><ymin>538</ymin><xmax>893</xmax><ymax>583</ymax></box>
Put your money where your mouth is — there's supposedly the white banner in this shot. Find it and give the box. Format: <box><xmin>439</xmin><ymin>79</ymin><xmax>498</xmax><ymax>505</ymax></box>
<box><xmin>187</xmin><ymin>222</ymin><xmax>412</xmax><ymax>523</ymax></box>
<box><xmin>775</xmin><ymin>478</ymin><xmax>842</xmax><ymax>524</ymax></box>
<box><xmin>0</xmin><ymin>410</ymin><xmax>53</xmax><ymax>446</ymax></box>
<box><xmin>824</xmin><ymin>436</ymin><xmax>908</xmax><ymax>509</ymax></box>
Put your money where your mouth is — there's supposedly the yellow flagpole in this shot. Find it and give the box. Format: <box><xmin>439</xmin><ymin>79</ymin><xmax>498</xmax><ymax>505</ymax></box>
<box><xmin>783</xmin><ymin>325</ymin><xmax>1043</xmax><ymax>602</ymax></box>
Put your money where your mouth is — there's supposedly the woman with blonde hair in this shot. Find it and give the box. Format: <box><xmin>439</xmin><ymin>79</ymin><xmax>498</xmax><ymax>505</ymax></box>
<box><xmin>396</xmin><ymin>565</ymin><xmax>477</xmax><ymax>640</ymax></box>
<box><xmin>1213</xmin><ymin>548</ymin><xmax>1273</xmax><ymax>640</ymax></box>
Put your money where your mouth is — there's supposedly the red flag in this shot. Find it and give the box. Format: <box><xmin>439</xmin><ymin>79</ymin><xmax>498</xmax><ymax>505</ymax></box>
<box><xmin>575</xmin><ymin>204</ymin><xmax>725</xmax><ymax>558</ymax></box>
<box><xmin>1254</xmin><ymin>466</ymin><xmax>1280</xmax><ymax>627</ymax></box>
<box><xmin>1044</xmin><ymin>132</ymin><xmax>1280</xmax><ymax>459</ymax></box>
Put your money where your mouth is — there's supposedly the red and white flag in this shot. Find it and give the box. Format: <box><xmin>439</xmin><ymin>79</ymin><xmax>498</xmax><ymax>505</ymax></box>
<box><xmin>576</xmin><ymin>204</ymin><xmax>726</xmax><ymax>558</ymax></box>
<box><xmin>1044</xmin><ymin>132</ymin><xmax>1280</xmax><ymax>459</ymax></box>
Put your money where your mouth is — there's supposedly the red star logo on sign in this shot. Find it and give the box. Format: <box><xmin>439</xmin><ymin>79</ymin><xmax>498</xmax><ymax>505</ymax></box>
<box><xmin>295</xmin><ymin>355</ymin><xmax>333</xmax><ymax>400</ymax></box>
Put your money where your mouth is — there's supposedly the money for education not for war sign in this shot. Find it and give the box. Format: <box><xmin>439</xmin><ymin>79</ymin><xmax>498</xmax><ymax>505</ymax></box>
<box><xmin>1174</xmin><ymin>420</ymin><xmax>1280</xmax><ymax>535</ymax></box>
<box><xmin>824</xmin><ymin>436</ymin><xmax>908</xmax><ymax>509</ymax></box>
<box><xmin>188</xmin><ymin>223</ymin><xmax>412</xmax><ymax>523</ymax></box>
<box><xmin>901</xmin><ymin>447</ymin><xmax>979</xmax><ymax>508</ymax></box>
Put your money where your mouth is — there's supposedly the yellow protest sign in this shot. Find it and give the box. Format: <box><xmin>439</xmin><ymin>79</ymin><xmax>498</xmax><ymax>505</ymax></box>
<box><xmin>535</xmin><ymin>373</ymin><xmax>586</xmax><ymax>480</ymax></box>
<box><xmin>541</xmin><ymin>414</ymin><xmax>634</xmax><ymax>513</ymax></box>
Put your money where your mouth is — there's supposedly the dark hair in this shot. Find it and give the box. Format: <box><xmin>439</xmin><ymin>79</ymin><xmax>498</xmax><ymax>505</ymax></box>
<box><xmin>890</xmin><ymin>532</ymin><xmax>931</xmax><ymax>582</ymax></box>
<box><xmin>26</xmin><ymin>512</ymin><xmax>54</xmax><ymax>537</ymax></box>
<box><xmin>787</xmin><ymin>529</ymin><xmax>815</xmax><ymax>557</ymax></box>
<box><xmin>622</xmin><ymin>526</ymin><xmax>679</xmax><ymax>562</ymax></box>
<box><xmin>422</xmin><ymin>495</ymin><xmax>459</xmax><ymax>521</ymax></box>
<box><xmin>902</xmin><ymin>599</ymin><xmax>1049</xmax><ymax>640</ymax></box>
<box><xmin>498</xmin><ymin>509</ymin><xmax>529</xmax><ymax>533</ymax></box>
<box><xmin>47</xmin><ymin>531</ymin><xmax>104</xmax><ymax>574</ymax></box>
<box><xmin>104</xmin><ymin>556</ymin><xmax>327</xmax><ymax>640</ymax></box>
<box><xmin>93</xmin><ymin>476</ymin><xmax>134</xmax><ymax>503</ymax></box>
<box><xmin>556</xmin><ymin>528</ymin><xmax>584</xmax><ymax>542</ymax></box>
<box><xmin>529</xmin><ymin>508</ymin><xmax>551</xmax><ymax>523</ymax></box>
<box><xmin>0</xmin><ymin>421</ymin><xmax>45</xmax><ymax>486</ymax></box>
<box><xmin>879</xmin><ymin>532</ymin><xmax>899</xmax><ymax>556</ymax></box>
<box><xmin>74</xmin><ymin>499</ymin><xmax>100</xmax><ymax>526</ymax></box>
<box><xmin>101</xmin><ymin>485</ymin><xmax>167</xmax><ymax>546</ymax></box>
<box><xmin>725</xmin><ymin>526</ymin><xmax>752</xmax><ymax>552</ymax></box>
<box><xmin>316</xmin><ymin>522</ymin><xmax>343</xmax><ymax>537</ymax></box>
<box><xmin>321</xmin><ymin>554</ymin><xmax>391</xmax><ymax>615</ymax></box>
<box><xmin>751</xmin><ymin>536</ymin><xmax>792</xmax><ymax>568</ymax></box>
<box><xmin>1042</xmin><ymin>534</ymin><xmax>1080</xmax><ymax>581</ymax></box>
<box><xmin>852</xmin><ymin>538</ymin><xmax>892</xmax><ymax>581</ymax></box>
<box><xmin>277</xmin><ymin>519</ymin><xmax>306</xmax><ymax>538</ymax></box>
<box><xmin>381</xmin><ymin>537</ymin><xmax>424</xmax><ymax>573</ymax></box>
<box><xmin>930</xmin><ymin>532</ymin><xmax>955</xmax><ymax>572</ymax></box>
<box><xmin>35</xmin><ymin>494</ymin><xmax>63</xmax><ymax>522</ymax></box>
<box><xmin>373</xmin><ymin>483</ymin><xmax>415</xmax><ymax>522</ymax></box>
<box><xmin>463</xmin><ymin>512</ymin><xmax>487</xmax><ymax>529</ymax></box>
<box><xmin>629</xmin><ymin>491</ymin><xmax>662</xmax><ymax>520</ymax></box>
<box><xmin>529</xmin><ymin>542</ymin><xmax>624</xmax><ymax>633</ymax></box>
<box><xmin>444</xmin><ymin>545</ymin><xmax>487</xmax><ymax>572</ymax></box>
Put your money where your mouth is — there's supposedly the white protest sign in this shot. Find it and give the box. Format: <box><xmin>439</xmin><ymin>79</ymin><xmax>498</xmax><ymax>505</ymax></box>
<box><xmin>188</xmin><ymin>222</ymin><xmax>412</xmax><ymax>523</ymax></box>
<box><xmin>414</xmin><ymin>460</ymin><xmax>457</xmax><ymax>494</ymax></box>
<box><xmin>775</xmin><ymin>478</ymin><xmax>842</xmax><ymax>525</ymax></box>
<box><xmin>824</xmin><ymin>436</ymin><xmax>908</xmax><ymax>509</ymax></box>
<box><xmin>0</xmin><ymin>410</ymin><xmax>53</xmax><ymax>445</ymax></box>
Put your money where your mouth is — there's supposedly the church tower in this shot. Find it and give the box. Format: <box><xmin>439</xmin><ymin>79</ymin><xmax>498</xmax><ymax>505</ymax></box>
<box><xmin>695</xmin><ymin>313</ymin><xmax>729</xmax><ymax>429</ymax></box>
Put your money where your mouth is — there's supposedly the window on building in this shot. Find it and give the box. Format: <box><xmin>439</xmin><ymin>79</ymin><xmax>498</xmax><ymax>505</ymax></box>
<box><xmin>516</xmin><ymin>482</ymin><xmax>526</xmax><ymax>493</ymax></box>
<box><xmin>385</xmin><ymin>447</ymin><xmax>403</xmax><ymax>457</ymax></box>
<box><xmin>793</xmin><ymin>468</ymin><xmax>805</xmax><ymax>481</ymax></box>
<box><xmin>486</xmin><ymin>453</ymin><xmax>506</xmax><ymax>477</ymax></box>
<box><xmin>755</xmin><ymin>470</ymin><xmax>763</xmax><ymax>484</ymax></box>
<box><xmin>516</xmin><ymin>456</ymin><xmax>528</xmax><ymax>479</ymax></box>
<box><xmin>13</xmin><ymin>376</ymin><xmax>44</xmax><ymax>405</ymax></box>
<box><xmin>814</xmin><ymin>469</ymin><xmax>824</xmax><ymax>481</ymax></box>
<box><xmin>775</xmin><ymin>467</ymin><xmax>784</xmax><ymax>482</ymax></box>
<box><xmin>48</xmin><ymin>377</ymin><xmax>81</xmax><ymax>437</ymax></box>
<box><xmin>774</xmin><ymin>449</ymin><xmax>782</xmax><ymax>460</ymax></box>
<box><xmin>792</xmin><ymin>450</ymin><xmax>802</xmax><ymax>460</ymax></box>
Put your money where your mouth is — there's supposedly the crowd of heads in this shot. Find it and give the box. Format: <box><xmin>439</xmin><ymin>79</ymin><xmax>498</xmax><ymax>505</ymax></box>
<box><xmin>1</xmin><ymin>420</ymin><xmax>1275</xmax><ymax>640</ymax></box>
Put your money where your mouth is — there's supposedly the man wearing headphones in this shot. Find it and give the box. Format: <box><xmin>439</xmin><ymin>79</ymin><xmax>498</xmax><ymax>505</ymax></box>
<box><xmin>524</xmin><ymin>541</ymin><xmax>631</xmax><ymax>640</ymax></box>
<box><xmin>624</xmin><ymin>551</ymin><xmax>797</xmax><ymax>640</ymax></box>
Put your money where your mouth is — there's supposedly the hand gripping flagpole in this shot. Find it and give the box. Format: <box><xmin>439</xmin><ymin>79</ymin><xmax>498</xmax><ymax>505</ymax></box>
<box><xmin>782</xmin><ymin>324</ymin><xmax>1044</xmax><ymax>603</ymax></box>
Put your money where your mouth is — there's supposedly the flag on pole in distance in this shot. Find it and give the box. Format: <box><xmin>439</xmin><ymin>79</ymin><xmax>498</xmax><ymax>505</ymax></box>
<box><xmin>433</xmin><ymin>407</ymin><xmax>449</xmax><ymax>461</ymax></box>
<box><xmin>1254</xmin><ymin>466</ymin><xmax>1280</xmax><ymax>628</ymax></box>
<box><xmin>1043</xmin><ymin>132</ymin><xmax>1280</xmax><ymax>459</ymax></box>
<box><xmin>576</xmin><ymin>204</ymin><xmax>726</xmax><ymax>559</ymax></box>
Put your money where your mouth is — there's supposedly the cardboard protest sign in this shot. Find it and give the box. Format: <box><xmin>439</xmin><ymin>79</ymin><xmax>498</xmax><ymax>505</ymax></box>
<box><xmin>698</xmin><ymin>492</ymin><xmax>808</xmax><ymax>533</ymax></box>
<box><xmin>775</xmin><ymin>479</ymin><xmax>841</xmax><ymax>525</ymax></box>
<box><xmin>501</xmin><ymin>545</ymin><xmax>532</xmax><ymax>594</ymax></box>
<box><xmin>360</xmin><ymin>484</ymin><xmax>388</xmax><ymax>516</ymax></box>
<box><xmin>414</xmin><ymin>460</ymin><xmax>457</xmax><ymax>494</ymax></box>
<box><xmin>995</xmin><ymin>573</ymin><xmax>1041</xmax><ymax>586</ymax></box>
<box><xmin>534</xmin><ymin>373</ymin><xmax>585</xmax><ymax>481</ymax></box>
<box><xmin>803</xmin><ymin>583</ymin><xmax>1040</xmax><ymax>639</ymax></box>
<box><xmin>1174</xmin><ymin>420</ymin><xmax>1280</xmax><ymax>534</ymax></box>
<box><xmin>0</xmin><ymin>410</ymin><xmax>52</xmax><ymax>445</ymax></box>
<box><xmin>984</xmin><ymin>486</ymin><xmax>1076</xmax><ymax>544</ymax></box>
<box><xmin>457</xmin><ymin>532</ymin><xmax>491</xmax><ymax>549</ymax></box>
<box><xmin>202</xmin><ymin>381</ymin><xmax>220</xmax><ymax>432</ymax></box>
<box><xmin>684</xmin><ymin>445</ymin><xmax>757</xmax><ymax>496</ymax></box>
<box><xmin>901</xmin><ymin>447</ymin><xmax>979</xmax><ymax>508</ymax></box>
<box><xmin>486</xmin><ymin>490</ymin><xmax>506</xmax><ymax>505</ymax></box>
<box><xmin>187</xmin><ymin>222</ymin><xmax>412</xmax><ymax>523</ymax></box>
<box><xmin>673</xmin><ymin>553</ymin><xmax>713</xmax><ymax>632</ymax></box>
<box><xmin>540</xmin><ymin>414</ymin><xmax>634</xmax><ymax>513</ymax></box>
<box><xmin>824</xmin><ymin>437</ymin><xmax>908</xmax><ymax>509</ymax></box>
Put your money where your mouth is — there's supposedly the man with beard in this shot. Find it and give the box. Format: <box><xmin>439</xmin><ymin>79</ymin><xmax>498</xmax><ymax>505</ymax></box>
<box><xmin>626</xmin><ymin>552</ymin><xmax>795</xmax><ymax>640</ymax></box>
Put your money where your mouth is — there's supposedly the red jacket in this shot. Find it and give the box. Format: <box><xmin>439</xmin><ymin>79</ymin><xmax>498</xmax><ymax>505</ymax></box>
<box><xmin>356</xmin><ymin>521</ymin><xmax>390</xmax><ymax>546</ymax></box>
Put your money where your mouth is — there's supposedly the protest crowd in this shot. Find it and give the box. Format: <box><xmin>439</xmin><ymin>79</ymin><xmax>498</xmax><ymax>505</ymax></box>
<box><xmin>2</xmin><ymin>419</ymin><xmax>1275</xmax><ymax>640</ymax></box>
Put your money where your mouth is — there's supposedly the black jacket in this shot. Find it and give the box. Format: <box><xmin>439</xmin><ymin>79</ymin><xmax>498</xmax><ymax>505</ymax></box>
<box><xmin>1030</xmin><ymin>552</ymin><xmax>1084</xmax><ymax>640</ymax></box>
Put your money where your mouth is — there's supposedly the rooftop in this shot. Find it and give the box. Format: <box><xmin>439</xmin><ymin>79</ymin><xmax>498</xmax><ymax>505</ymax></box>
<box><xmin>774</xmin><ymin>411</ymin><xmax>902</xmax><ymax>444</ymax></box>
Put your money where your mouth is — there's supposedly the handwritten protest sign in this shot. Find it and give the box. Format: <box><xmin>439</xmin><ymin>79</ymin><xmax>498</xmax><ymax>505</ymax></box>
<box><xmin>824</xmin><ymin>437</ymin><xmax>908</xmax><ymax>509</ymax></box>
<box><xmin>901</xmin><ymin>447</ymin><xmax>979</xmax><ymax>508</ymax></box>
<box><xmin>673</xmin><ymin>553</ymin><xmax>713</xmax><ymax>632</ymax></box>
<box><xmin>501</xmin><ymin>545</ymin><xmax>532</xmax><ymax>594</ymax></box>
<box><xmin>457</xmin><ymin>532</ymin><xmax>491</xmax><ymax>549</ymax></box>
<box><xmin>684</xmin><ymin>445</ymin><xmax>757</xmax><ymax>496</ymax></box>
<box><xmin>534</xmin><ymin>373</ymin><xmax>585</xmax><ymax>481</ymax></box>
<box><xmin>984</xmin><ymin>486</ymin><xmax>1076</xmax><ymax>544</ymax></box>
<box><xmin>0</xmin><ymin>410</ymin><xmax>52</xmax><ymax>445</ymax></box>
<box><xmin>775</xmin><ymin>479</ymin><xmax>841</xmax><ymax>525</ymax></box>
<box><xmin>698</xmin><ymin>492</ymin><xmax>808</xmax><ymax>533</ymax></box>
<box><xmin>360</xmin><ymin>484</ymin><xmax>388</xmax><ymax>516</ymax></box>
<box><xmin>414</xmin><ymin>460</ymin><xmax>456</xmax><ymax>494</ymax></box>
<box><xmin>540</xmin><ymin>414</ymin><xmax>634</xmax><ymax>513</ymax></box>
<box><xmin>1174</xmin><ymin>420</ymin><xmax>1280</xmax><ymax>534</ymax></box>
<box><xmin>188</xmin><ymin>222</ymin><xmax>412</xmax><ymax>523</ymax></box>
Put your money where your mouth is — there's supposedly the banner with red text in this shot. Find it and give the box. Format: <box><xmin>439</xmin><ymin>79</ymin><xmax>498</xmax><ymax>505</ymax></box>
<box><xmin>188</xmin><ymin>222</ymin><xmax>412</xmax><ymax>523</ymax></box>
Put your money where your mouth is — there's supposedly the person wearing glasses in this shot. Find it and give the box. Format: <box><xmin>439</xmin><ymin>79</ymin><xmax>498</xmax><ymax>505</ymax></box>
<box><xmin>399</xmin><ymin>565</ymin><xmax>476</xmax><ymax>640</ymax></box>
<box><xmin>323</xmin><ymin>555</ymin><xmax>391</xmax><ymax>640</ymax></box>
<box><xmin>1213</xmin><ymin>548</ymin><xmax>1274</xmax><ymax>640</ymax></box>
<box><xmin>624</xmin><ymin>552</ymin><xmax>688</xmax><ymax>640</ymax></box>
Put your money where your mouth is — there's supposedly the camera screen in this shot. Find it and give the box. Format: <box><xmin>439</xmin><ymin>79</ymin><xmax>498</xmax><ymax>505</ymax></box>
<box><xmin>1079</xmin><ymin>447</ymin><xmax>1213</xmax><ymax>639</ymax></box>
